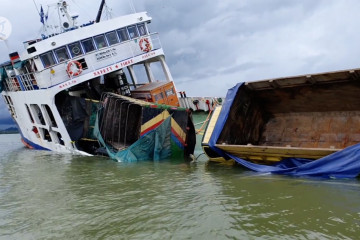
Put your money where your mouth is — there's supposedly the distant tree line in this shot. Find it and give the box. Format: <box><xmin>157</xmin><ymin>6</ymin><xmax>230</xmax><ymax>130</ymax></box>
<box><xmin>0</xmin><ymin>127</ymin><xmax>19</xmax><ymax>134</ymax></box>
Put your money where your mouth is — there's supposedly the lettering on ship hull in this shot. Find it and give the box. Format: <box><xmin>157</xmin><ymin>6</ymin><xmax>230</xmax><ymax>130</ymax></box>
<box><xmin>142</xmin><ymin>52</ymin><xmax>156</xmax><ymax>59</ymax></box>
<box><xmin>95</xmin><ymin>48</ymin><xmax>117</xmax><ymax>62</ymax></box>
<box><xmin>93</xmin><ymin>50</ymin><xmax>158</xmax><ymax>77</ymax></box>
<box><xmin>57</xmin><ymin>51</ymin><xmax>161</xmax><ymax>88</ymax></box>
<box><xmin>59</xmin><ymin>80</ymin><xmax>77</xmax><ymax>89</ymax></box>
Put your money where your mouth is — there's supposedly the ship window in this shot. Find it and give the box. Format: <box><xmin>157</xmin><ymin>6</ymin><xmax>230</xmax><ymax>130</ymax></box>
<box><xmin>7</xmin><ymin>95</ymin><xmax>13</xmax><ymax>105</ymax></box>
<box><xmin>127</xmin><ymin>25</ymin><xmax>139</xmax><ymax>39</ymax></box>
<box><xmin>77</xmin><ymin>58</ymin><xmax>88</xmax><ymax>70</ymax></box>
<box><xmin>25</xmin><ymin>104</ymin><xmax>34</xmax><ymax>123</ymax></box>
<box><xmin>43</xmin><ymin>104</ymin><xmax>58</xmax><ymax>127</ymax></box>
<box><xmin>137</xmin><ymin>23</ymin><xmax>147</xmax><ymax>36</ymax></box>
<box><xmin>117</xmin><ymin>28</ymin><xmax>129</xmax><ymax>42</ymax></box>
<box><xmin>154</xmin><ymin>92</ymin><xmax>164</xmax><ymax>101</ymax></box>
<box><xmin>105</xmin><ymin>31</ymin><xmax>119</xmax><ymax>46</ymax></box>
<box><xmin>30</xmin><ymin>104</ymin><xmax>45</xmax><ymax>125</ymax></box>
<box><xmin>2</xmin><ymin>95</ymin><xmax>9</xmax><ymax>105</ymax></box>
<box><xmin>54</xmin><ymin>47</ymin><xmax>70</xmax><ymax>63</ymax></box>
<box><xmin>40</xmin><ymin>127</ymin><xmax>52</xmax><ymax>142</ymax></box>
<box><xmin>68</xmin><ymin>42</ymin><xmax>83</xmax><ymax>57</ymax></box>
<box><xmin>94</xmin><ymin>35</ymin><xmax>108</xmax><ymax>49</ymax></box>
<box><xmin>165</xmin><ymin>87</ymin><xmax>175</xmax><ymax>96</ymax></box>
<box><xmin>40</xmin><ymin>51</ymin><xmax>56</xmax><ymax>68</ymax></box>
<box><xmin>27</xmin><ymin>46</ymin><xmax>37</xmax><ymax>54</ymax></box>
<box><xmin>32</xmin><ymin>126</ymin><xmax>40</xmax><ymax>138</ymax></box>
<box><xmin>30</xmin><ymin>59</ymin><xmax>38</xmax><ymax>72</ymax></box>
<box><xmin>57</xmin><ymin>132</ymin><xmax>64</xmax><ymax>145</ymax></box>
<box><xmin>6</xmin><ymin>96</ymin><xmax>16</xmax><ymax>117</ymax></box>
<box><xmin>81</xmin><ymin>38</ymin><xmax>95</xmax><ymax>53</ymax></box>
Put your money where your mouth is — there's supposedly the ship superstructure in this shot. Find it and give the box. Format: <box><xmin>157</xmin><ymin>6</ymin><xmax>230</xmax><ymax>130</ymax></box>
<box><xmin>0</xmin><ymin>0</ymin><xmax>195</xmax><ymax>159</ymax></box>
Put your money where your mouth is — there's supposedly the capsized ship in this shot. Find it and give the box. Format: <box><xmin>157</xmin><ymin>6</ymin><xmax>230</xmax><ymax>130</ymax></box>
<box><xmin>202</xmin><ymin>69</ymin><xmax>360</xmax><ymax>178</ymax></box>
<box><xmin>0</xmin><ymin>0</ymin><xmax>196</xmax><ymax>161</ymax></box>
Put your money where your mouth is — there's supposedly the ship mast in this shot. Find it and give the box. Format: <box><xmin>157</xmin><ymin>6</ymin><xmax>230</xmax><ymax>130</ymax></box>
<box><xmin>95</xmin><ymin>0</ymin><xmax>106</xmax><ymax>23</ymax></box>
<box><xmin>60</xmin><ymin>1</ymin><xmax>77</xmax><ymax>28</ymax></box>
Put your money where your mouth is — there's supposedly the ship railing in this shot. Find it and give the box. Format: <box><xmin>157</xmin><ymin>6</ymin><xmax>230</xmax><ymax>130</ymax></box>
<box><xmin>33</xmin><ymin>33</ymin><xmax>163</xmax><ymax>89</ymax></box>
<box><xmin>4</xmin><ymin>77</ymin><xmax>16</xmax><ymax>92</ymax></box>
<box><xmin>148</xmin><ymin>33</ymin><xmax>162</xmax><ymax>51</ymax></box>
<box><xmin>126</xmin><ymin>33</ymin><xmax>162</xmax><ymax>64</ymax></box>
<box><xmin>4</xmin><ymin>73</ymin><xmax>39</xmax><ymax>92</ymax></box>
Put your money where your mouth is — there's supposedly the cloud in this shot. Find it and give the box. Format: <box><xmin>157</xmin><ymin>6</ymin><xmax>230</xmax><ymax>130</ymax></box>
<box><xmin>0</xmin><ymin>117</ymin><xmax>14</xmax><ymax>125</ymax></box>
<box><xmin>124</xmin><ymin>0</ymin><xmax>360</xmax><ymax>97</ymax></box>
<box><xmin>1</xmin><ymin>0</ymin><xmax>360</xmax><ymax>104</ymax></box>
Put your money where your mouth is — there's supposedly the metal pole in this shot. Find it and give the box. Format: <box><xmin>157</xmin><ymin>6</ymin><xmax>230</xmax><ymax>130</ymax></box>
<box><xmin>32</xmin><ymin>0</ymin><xmax>41</xmax><ymax>16</ymax></box>
<box><xmin>95</xmin><ymin>0</ymin><xmax>106</xmax><ymax>23</ymax></box>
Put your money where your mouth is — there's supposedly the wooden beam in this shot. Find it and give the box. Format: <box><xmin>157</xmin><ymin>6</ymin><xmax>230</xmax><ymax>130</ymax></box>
<box><xmin>349</xmin><ymin>70</ymin><xmax>360</xmax><ymax>81</ymax></box>
<box><xmin>216</xmin><ymin>144</ymin><xmax>341</xmax><ymax>162</ymax></box>
<box><xmin>306</xmin><ymin>75</ymin><xmax>316</xmax><ymax>84</ymax></box>
<box><xmin>269</xmin><ymin>79</ymin><xmax>280</xmax><ymax>88</ymax></box>
<box><xmin>245</xmin><ymin>82</ymin><xmax>254</xmax><ymax>90</ymax></box>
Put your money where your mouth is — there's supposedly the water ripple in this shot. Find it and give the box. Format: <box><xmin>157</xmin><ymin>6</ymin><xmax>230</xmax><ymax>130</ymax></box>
<box><xmin>0</xmin><ymin>135</ymin><xmax>360</xmax><ymax>239</ymax></box>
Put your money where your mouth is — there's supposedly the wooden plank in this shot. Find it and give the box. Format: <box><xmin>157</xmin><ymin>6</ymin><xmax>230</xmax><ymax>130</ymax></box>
<box><xmin>260</xmin><ymin>111</ymin><xmax>360</xmax><ymax>149</ymax></box>
<box><xmin>202</xmin><ymin>106</ymin><xmax>222</xmax><ymax>144</ymax></box>
<box><xmin>216</xmin><ymin>144</ymin><xmax>341</xmax><ymax>162</ymax></box>
<box><xmin>246</xmin><ymin>67</ymin><xmax>360</xmax><ymax>90</ymax></box>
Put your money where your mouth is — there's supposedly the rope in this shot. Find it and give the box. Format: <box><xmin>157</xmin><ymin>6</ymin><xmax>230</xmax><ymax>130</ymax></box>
<box><xmin>190</xmin><ymin>153</ymin><xmax>206</xmax><ymax>163</ymax></box>
<box><xmin>194</xmin><ymin>120</ymin><xmax>207</xmax><ymax>126</ymax></box>
<box><xmin>196</xmin><ymin>153</ymin><xmax>205</xmax><ymax>160</ymax></box>
<box><xmin>195</xmin><ymin>110</ymin><xmax>212</xmax><ymax>134</ymax></box>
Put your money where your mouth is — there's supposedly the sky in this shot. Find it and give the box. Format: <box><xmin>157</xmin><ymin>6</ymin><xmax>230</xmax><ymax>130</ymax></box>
<box><xmin>1</xmin><ymin>0</ymin><xmax>360</xmax><ymax>129</ymax></box>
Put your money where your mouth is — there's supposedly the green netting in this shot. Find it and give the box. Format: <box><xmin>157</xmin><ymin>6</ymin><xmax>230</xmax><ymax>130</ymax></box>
<box><xmin>94</xmin><ymin>109</ymin><xmax>174</xmax><ymax>162</ymax></box>
<box><xmin>87</xmin><ymin>101</ymin><xmax>100</xmax><ymax>139</ymax></box>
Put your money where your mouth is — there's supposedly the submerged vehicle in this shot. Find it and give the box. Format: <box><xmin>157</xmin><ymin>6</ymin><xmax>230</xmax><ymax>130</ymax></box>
<box><xmin>0</xmin><ymin>0</ymin><xmax>196</xmax><ymax>161</ymax></box>
<box><xmin>202</xmin><ymin>68</ymin><xmax>360</xmax><ymax>178</ymax></box>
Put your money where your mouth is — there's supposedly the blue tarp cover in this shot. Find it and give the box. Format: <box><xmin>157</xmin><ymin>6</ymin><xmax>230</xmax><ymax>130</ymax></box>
<box><xmin>208</xmin><ymin>83</ymin><xmax>360</xmax><ymax>178</ymax></box>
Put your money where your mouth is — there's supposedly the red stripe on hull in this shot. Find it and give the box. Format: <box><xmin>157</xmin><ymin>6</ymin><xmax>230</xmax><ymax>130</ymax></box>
<box><xmin>141</xmin><ymin>120</ymin><xmax>164</xmax><ymax>136</ymax></box>
<box><xmin>171</xmin><ymin>128</ymin><xmax>186</xmax><ymax>146</ymax></box>
<box><xmin>21</xmin><ymin>138</ymin><xmax>34</xmax><ymax>149</ymax></box>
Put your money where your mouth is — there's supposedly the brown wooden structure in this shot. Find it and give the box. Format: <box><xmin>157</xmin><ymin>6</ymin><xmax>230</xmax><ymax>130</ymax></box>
<box><xmin>131</xmin><ymin>81</ymin><xmax>179</xmax><ymax>107</ymax></box>
<box><xmin>202</xmin><ymin>68</ymin><xmax>360</xmax><ymax>163</ymax></box>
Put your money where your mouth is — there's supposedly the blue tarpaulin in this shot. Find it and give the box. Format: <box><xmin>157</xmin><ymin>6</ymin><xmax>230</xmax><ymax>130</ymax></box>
<box><xmin>208</xmin><ymin>83</ymin><xmax>360</xmax><ymax>178</ymax></box>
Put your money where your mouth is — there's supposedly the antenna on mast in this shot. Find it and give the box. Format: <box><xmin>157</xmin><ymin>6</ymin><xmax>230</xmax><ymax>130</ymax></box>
<box><xmin>32</xmin><ymin>0</ymin><xmax>41</xmax><ymax>16</ymax></box>
<box><xmin>129</xmin><ymin>0</ymin><xmax>136</xmax><ymax>13</ymax></box>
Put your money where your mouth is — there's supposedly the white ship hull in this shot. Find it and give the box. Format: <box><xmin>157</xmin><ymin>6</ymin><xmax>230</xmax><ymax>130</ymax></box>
<box><xmin>1</xmin><ymin>3</ymin><xmax>197</xmax><ymax>160</ymax></box>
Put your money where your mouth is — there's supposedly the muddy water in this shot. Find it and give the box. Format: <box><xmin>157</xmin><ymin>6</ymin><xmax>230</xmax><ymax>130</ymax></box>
<box><xmin>0</xmin><ymin>133</ymin><xmax>359</xmax><ymax>239</ymax></box>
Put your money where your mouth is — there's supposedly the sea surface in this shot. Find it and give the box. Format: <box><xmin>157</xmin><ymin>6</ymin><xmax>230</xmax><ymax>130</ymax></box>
<box><xmin>1</xmin><ymin>130</ymin><xmax>360</xmax><ymax>239</ymax></box>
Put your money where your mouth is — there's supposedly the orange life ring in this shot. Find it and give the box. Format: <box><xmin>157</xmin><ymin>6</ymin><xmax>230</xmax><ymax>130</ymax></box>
<box><xmin>139</xmin><ymin>38</ymin><xmax>152</xmax><ymax>52</ymax></box>
<box><xmin>67</xmin><ymin>61</ymin><xmax>83</xmax><ymax>77</ymax></box>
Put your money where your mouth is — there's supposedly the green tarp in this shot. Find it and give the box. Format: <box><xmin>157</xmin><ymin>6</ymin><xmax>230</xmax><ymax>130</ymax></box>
<box><xmin>94</xmin><ymin>109</ymin><xmax>173</xmax><ymax>162</ymax></box>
